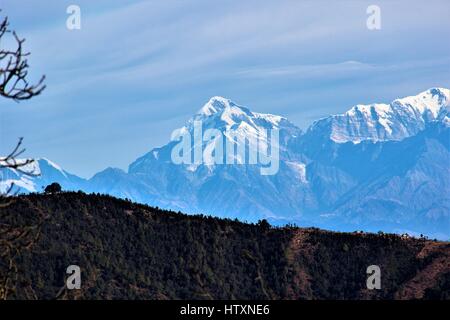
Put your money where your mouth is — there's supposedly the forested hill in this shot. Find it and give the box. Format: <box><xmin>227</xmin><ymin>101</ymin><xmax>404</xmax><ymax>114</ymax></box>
<box><xmin>1</xmin><ymin>192</ymin><xmax>449</xmax><ymax>300</ymax></box>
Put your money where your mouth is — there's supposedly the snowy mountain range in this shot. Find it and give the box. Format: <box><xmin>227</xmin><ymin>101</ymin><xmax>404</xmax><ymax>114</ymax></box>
<box><xmin>1</xmin><ymin>88</ymin><xmax>449</xmax><ymax>239</ymax></box>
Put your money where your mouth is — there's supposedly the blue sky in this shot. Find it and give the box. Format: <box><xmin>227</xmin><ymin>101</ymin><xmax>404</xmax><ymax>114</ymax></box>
<box><xmin>1</xmin><ymin>0</ymin><xmax>449</xmax><ymax>178</ymax></box>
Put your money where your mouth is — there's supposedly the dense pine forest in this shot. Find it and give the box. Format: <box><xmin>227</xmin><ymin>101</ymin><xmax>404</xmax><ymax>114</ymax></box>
<box><xmin>1</xmin><ymin>192</ymin><xmax>449</xmax><ymax>300</ymax></box>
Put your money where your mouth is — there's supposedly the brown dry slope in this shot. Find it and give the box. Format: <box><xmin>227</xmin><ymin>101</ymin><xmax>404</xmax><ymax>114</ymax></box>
<box><xmin>395</xmin><ymin>242</ymin><xmax>450</xmax><ymax>299</ymax></box>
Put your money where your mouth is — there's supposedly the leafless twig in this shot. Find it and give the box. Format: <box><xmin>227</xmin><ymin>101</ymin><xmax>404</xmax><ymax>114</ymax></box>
<box><xmin>0</xmin><ymin>14</ymin><xmax>46</xmax><ymax>101</ymax></box>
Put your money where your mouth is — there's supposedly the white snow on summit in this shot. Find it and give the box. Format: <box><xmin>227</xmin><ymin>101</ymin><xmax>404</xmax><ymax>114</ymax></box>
<box><xmin>309</xmin><ymin>88</ymin><xmax>450</xmax><ymax>144</ymax></box>
<box><xmin>194</xmin><ymin>96</ymin><xmax>290</xmax><ymax>129</ymax></box>
<box><xmin>38</xmin><ymin>157</ymin><xmax>68</xmax><ymax>178</ymax></box>
<box><xmin>393</xmin><ymin>87</ymin><xmax>449</xmax><ymax>116</ymax></box>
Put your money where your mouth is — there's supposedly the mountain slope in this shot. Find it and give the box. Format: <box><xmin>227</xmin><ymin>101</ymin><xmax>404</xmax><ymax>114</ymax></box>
<box><xmin>325</xmin><ymin>121</ymin><xmax>450</xmax><ymax>238</ymax></box>
<box><xmin>2</xmin><ymin>192</ymin><xmax>449</xmax><ymax>300</ymax></box>
<box><xmin>0</xmin><ymin>158</ymin><xmax>87</xmax><ymax>194</ymax></box>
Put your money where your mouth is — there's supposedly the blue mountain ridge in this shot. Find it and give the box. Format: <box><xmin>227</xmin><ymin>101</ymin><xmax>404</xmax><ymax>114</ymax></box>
<box><xmin>1</xmin><ymin>88</ymin><xmax>449</xmax><ymax>239</ymax></box>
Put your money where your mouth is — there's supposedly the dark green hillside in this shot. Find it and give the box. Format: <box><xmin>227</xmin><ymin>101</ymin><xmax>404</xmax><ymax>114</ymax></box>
<box><xmin>1</xmin><ymin>192</ymin><xmax>449</xmax><ymax>300</ymax></box>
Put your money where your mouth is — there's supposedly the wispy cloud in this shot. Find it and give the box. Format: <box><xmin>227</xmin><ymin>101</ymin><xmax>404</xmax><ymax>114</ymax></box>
<box><xmin>236</xmin><ymin>61</ymin><xmax>375</xmax><ymax>78</ymax></box>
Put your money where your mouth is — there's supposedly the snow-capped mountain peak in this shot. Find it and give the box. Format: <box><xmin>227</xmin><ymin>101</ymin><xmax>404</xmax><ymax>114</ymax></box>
<box><xmin>196</xmin><ymin>96</ymin><xmax>246</xmax><ymax>117</ymax></box>
<box><xmin>393</xmin><ymin>87</ymin><xmax>449</xmax><ymax>116</ymax></box>
<box><xmin>37</xmin><ymin>157</ymin><xmax>67</xmax><ymax>178</ymax></box>
<box><xmin>130</xmin><ymin>97</ymin><xmax>301</xmax><ymax>175</ymax></box>
<box><xmin>191</xmin><ymin>96</ymin><xmax>298</xmax><ymax>135</ymax></box>
<box><xmin>307</xmin><ymin>87</ymin><xmax>450</xmax><ymax>144</ymax></box>
<box><xmin>193</xmin><ymin>96</ymin><xmax>256</xmax><ymax>128</ymax></box>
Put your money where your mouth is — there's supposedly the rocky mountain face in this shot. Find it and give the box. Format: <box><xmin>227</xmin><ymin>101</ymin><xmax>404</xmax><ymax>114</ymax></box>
<box><xmin>1</xmin><ymin>88</ymin><xmax>449</xmax><ymax>239</ymax></box>
<box><xmin>304</xmin><ymin>87</ymin><xmax>449</xmax><ymax>144</ymax></box>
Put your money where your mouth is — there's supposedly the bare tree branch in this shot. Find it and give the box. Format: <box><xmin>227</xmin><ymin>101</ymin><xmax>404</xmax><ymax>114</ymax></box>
<box><xmin>0</xmin><ymin>13</ymin><xmax>46</xmax><ymax>101</ymax></box>
<box><xmin>1</xmin><ymin>137</ymin><xmax>36</xmax><ymax>172</ymax></box>
<box><xmin>0</xmin><ymin>137</ymin><xmax>39</xmax><ymax>201</ymax></box>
